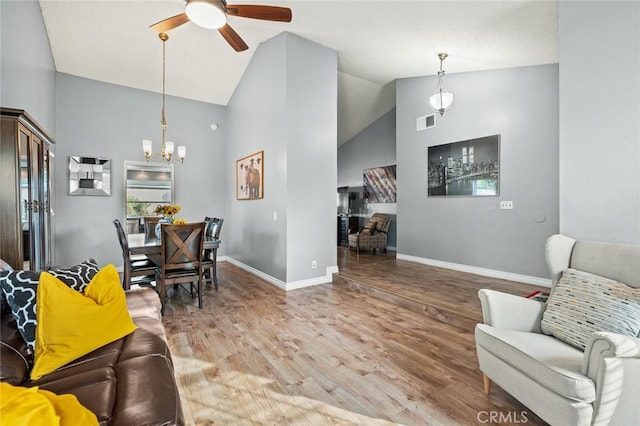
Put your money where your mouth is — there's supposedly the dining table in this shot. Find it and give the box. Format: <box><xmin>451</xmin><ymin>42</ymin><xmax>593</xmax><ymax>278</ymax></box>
<box><xmin>127</xmin><ymin>233</ymin><xmax>221</xmax><ymax>266</ymax></box>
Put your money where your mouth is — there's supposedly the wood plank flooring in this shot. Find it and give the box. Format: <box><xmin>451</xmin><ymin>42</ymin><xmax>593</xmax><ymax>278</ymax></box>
<box><xmin>161</xmin><ymin>248</ymin><xmax>549</xmax><ymax>425</ymax></box>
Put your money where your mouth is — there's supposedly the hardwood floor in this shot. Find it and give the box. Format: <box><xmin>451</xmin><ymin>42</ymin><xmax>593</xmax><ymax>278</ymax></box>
<box><xmin>161</xmin><ymin>248</ymin><xmax>549</xmax><ymax>425</ymax></box>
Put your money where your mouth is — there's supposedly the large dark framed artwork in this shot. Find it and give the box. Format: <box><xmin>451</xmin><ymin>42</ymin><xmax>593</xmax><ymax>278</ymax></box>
<box><xmin>363</xmin><ymin>164</ymin><xmax>396</xmax><ymax>203</ymax></box>
<box><xmin>428</xmin><ymin>134</ymin><xmax>500</xmax><ymax>197</ymax></box>
<box><xmin>236</xmin><ymin>150</ymin><xmax>264</xmax><ymax>200</ymax></box>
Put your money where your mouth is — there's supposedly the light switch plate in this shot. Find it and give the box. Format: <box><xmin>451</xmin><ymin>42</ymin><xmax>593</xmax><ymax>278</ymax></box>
<box><xmin>500</xmin><ymin>201</ymin><xmax>513</xmax><ymax>210</ymax></box>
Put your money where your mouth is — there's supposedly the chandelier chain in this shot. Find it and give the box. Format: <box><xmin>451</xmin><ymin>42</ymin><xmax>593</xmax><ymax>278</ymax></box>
<box><xmin>161</xmin><ymin>33</ymin><xmax>167</xmax><ymax>130</ymax></box>
<box><xmin>142</xmin><ymin>32</ymin><xmax>185</xmax><ymax>164</ymax></box>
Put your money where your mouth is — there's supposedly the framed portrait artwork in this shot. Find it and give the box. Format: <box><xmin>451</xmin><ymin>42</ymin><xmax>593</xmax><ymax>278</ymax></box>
<box><xmin>236</xmin><ymin>150</ymin><xmax>264</xmax><ymax>200</ymax></box>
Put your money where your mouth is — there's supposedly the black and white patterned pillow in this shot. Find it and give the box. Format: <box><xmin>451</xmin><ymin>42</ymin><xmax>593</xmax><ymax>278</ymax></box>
<box><xmin>0</xmin><ymin>259</ymin><xmax>100</xmax><ymax>351</ymax></box>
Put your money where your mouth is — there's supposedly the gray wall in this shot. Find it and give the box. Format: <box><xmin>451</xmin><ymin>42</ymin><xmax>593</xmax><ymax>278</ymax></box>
<box><xmin>0</xmin><ymin>0</ymin><xmax>56</xmax><ymax>135</ymax></box>
<box><xmin>396</xmin><ymin>64</ymin><xmax>559</xmax><ymax>279</ymax></box>
<box><xmin>285</xmin><ymin>35</ymin><xmax>338</xmax><ymax>282</ymax></box>
<box><xmin>559</xmin><ymin>1</ymin><xmax>640</xmax><ymax>243</ymax></box>
<box><xmin>226</xmin><ymin>33</ymin><xmax>337</xmax><ymax>284</ymax></box>
<box><xmin>338</xmin><ymin>107</ymin><xmax>397</xmax><ymax>247</ymax></box>
<box><xmin>338</xmin><ymin>108</ymin><xmax>396</xmax><ymax>188</ymax></box>
<box><xmin>54</xmin><ymin>74</ymin><xmax>227</xmax><ymax>267</ymax></box>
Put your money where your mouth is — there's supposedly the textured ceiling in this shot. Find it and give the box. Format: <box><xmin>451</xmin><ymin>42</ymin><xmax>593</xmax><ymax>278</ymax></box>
<box><xmin>39</xmin><ymin>0</ymin><xmax>558</xmax><ymax>145</ymax></box>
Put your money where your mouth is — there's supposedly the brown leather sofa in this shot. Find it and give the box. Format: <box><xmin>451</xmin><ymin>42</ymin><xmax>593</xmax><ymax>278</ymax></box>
<box><xmin>0</xmin><ymin>287</ymin><xmax>184</xmax><ymax>425</ymax></box>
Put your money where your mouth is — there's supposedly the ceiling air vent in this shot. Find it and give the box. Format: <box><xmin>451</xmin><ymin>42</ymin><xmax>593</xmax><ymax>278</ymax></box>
<box><xmin>416</xmin><ymin>114</ymin><xmax>436</xmax><ymax>131</ymax></box>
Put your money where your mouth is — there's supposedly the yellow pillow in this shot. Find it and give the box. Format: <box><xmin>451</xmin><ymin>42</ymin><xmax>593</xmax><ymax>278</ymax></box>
<box><xmin>0</xmin><ymin>382</ymin><xmax>98</xmax><ymax>425</ymax></box>
<box><xmin>31</xmin><ymin>264</ymin><xmax>137</xmax><ymax>380</ymax></box>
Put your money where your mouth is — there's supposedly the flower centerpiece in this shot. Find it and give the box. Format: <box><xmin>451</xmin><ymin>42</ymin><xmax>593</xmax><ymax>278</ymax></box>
<box><xmin>153</xmin><ymin>204</ymin><xmax>181</xmax><ymax>239</ymax></box>
<box><xmin>154</xmin><ymin>204</ymin><xmax>181</xmax><ymax>219</ymax></box>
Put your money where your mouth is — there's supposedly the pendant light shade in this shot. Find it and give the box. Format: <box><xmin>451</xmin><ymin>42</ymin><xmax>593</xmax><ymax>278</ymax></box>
<box><xmin>429</xmin><ymin>53</ymin><xmax>454</xmax><ymax>116</ymax></box>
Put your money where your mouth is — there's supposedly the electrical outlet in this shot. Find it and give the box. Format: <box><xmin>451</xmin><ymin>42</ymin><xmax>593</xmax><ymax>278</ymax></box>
<box><xmin>500</xmin><ymin>201</ymin><xmax>514</xmax><ymax>210</ymax></box>
<box><xmin>311</xmin><ymin>260</ymin><xmax>317</xmax><ymax>269</ymax></box>
<box><xmin>273</xmin><ymin>212</ymin><xmax>277</xmax><ymax>220</ymax></box>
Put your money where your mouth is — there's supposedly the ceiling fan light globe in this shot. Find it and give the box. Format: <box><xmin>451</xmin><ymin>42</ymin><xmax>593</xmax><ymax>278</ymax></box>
<box><xmin>186</xmin><ymin>1</ymin><xmax>227</xmax><ymax>29</ymax></box>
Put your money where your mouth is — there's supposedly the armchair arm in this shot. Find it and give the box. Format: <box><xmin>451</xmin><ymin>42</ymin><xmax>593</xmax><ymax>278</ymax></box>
<box><xmin>478</xmin><ymin>289</ymin><xmax>546</xmax><ymax>332</ymax></box>
<box><xmin>582</xmin><ymin>332</ymin><xmax>640</xmax><ymax>425</ymax></box>
<box><xmin>582</xmin><ymin>332</ymin><xmax>640</xmax><ymax>379</ymax></box>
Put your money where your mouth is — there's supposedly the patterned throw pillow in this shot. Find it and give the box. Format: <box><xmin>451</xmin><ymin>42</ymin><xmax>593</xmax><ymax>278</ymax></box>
<box><xmin>541</xmin><ymin>268</ymin><xmax>640</xmax><ymax>350</ymax></box>
<box><xmin>0</xmin><ymin>259</ymin><xmax>100</xmax><ymax>351</ymax></box>
<box><xmin>364</xmin><ymin>220</ymin><xmax>377</xmax><ymax>235</ymax></box>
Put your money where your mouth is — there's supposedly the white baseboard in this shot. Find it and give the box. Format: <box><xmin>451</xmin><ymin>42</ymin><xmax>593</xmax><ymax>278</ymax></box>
<box><xmin>222</xmin><ymin>256</ymin><xmax>337</xmax><ymax>291</ymax></box>
<box><xmin>396</xmin><ymin>254</ymin><xmax>551</xmax><ymax>288</ymax></box>
<box><xmin>287</xmin><ymin>266</ymin><xmax>339</xmax><ymax>290</ymax></box>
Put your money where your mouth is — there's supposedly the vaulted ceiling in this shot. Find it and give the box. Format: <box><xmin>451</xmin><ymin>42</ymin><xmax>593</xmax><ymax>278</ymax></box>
<box><xmin>40</xmin><ymin>0</ymin><xmax>558</xmax><ymax>145</ymax></box>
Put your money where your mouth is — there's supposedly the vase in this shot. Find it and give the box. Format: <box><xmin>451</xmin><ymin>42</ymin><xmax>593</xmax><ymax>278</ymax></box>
<box><xmin>154</xmin><ymin>216</ymin><xmax>173</xmax><ymax>239</ymax></box>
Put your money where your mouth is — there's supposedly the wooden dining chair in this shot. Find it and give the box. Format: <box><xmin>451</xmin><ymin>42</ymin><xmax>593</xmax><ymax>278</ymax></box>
<box><xmin>203</xmin><ymin>217</ymin><xmax>224</xmax><ymax>291</ymax></box>
<box><xmin>143</xmin><ymin>216</ymin><xmax>161</xmax><ymax>239</ymax></box>
<box><xmin>113</xmin><ymin>219</ymin><xmax>156</xmax><ymax>290</ymax></box>
<box><xmin>156</xmin><ymin>222</ymin><xmax>206</xmax><ymax>313</ymax></box>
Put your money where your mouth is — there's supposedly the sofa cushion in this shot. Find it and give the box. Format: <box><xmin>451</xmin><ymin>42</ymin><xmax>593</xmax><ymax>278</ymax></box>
<box><xmin>475</xmin><ymin>324</ymin><xmax>595</xmax><ymax>402</ymax></box>
<box><xmin>0</xmin><ymin>259</ymin><xmax>99</xmax><ymax>350</ymax></box>
<box><xmin>111</xmin><ymin>355</ymin><xmax>183</xmax><ymax>426</ymax></box>
<box><xmin>33</xmin><ymin>367</ymin><xmax>118</xmax><ymax>424</ymax></box>
<box><xmin>31</xmin><ymin>265</ymin><xmax>137</xmax><ymax>380</ymax></box>
<box><xmin>541</xmin><ymin>268</ymin><xmax>640</xmax><ymax>350</ymax></box>
<box><xmin>1</xmin><ymin>314</ymin><xmax>31</xmax><ymax>385</ymax></box>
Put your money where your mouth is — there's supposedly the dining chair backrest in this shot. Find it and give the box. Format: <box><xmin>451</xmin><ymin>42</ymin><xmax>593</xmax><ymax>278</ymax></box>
<box><xmin>113</xmin><ymin>219</ymin><xmax>130</xmax><ymax>255</ymax></box>
<box><xmin>204</xmin><ymin>216</ymin><xmax>214</xmax><ymax>238</ymax></box>
<box><xmin>205</xmin><ymin>217</ymin><xmax>224</xmax><ymax>239</ymax></box>
<box><xmin>212</xmin><ymin>218</ymin><xmax>224</xmax><ymax>239</ymax></box>
<box><xmin>160</xmin><ymin>222</ymin><xmax>205</xmax><ymax>272</ymax></box>
<box><xmin>202</xmin><ymin>218</ymin><xmax>223</xmax><ymax>291</ymax></box>
<box><xmin>126</xmin><ymin>218</ymin><xmax>139</xmax><ymax>234</ymax></box>
<box><xmin>144</xmin><ymin>216</ymin><xmax>161</xmax><ymax>239</ymax></box>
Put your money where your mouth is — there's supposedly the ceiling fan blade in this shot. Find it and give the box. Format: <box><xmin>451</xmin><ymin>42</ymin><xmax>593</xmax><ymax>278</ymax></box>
<box><xmin>150</xmin><ymin>13</ymin><xmax>190</xmax><ymax>32</ymax></box>
<box><xmin>225</xmin><ymin>5</ymin><xmax>292</xmax><ymax>22</ymax></box>
<box><xmin>218</xmin><ymin>24</ymin><xmax>249</xmax><ymax>52</ymax></box>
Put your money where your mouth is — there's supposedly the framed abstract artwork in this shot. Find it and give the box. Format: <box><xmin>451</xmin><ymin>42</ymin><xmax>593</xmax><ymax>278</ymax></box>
<box><xmin>363</xmin><ymin>164</ymin><xmax>396</xmax><ymax>203</ymax></box>
<box><xmin>236</xmin><ymin>151</ymin><xmax>264</xmax><ymax>200</ymax></box>
<box><xmin>68</xmin><ymin>156</ymin><xmax>111</xmax><ymax>196</ymax></box>
<box><xmin>427</xmin><ymin>134</ymin><xmax>500</xmax><ymax>197</ymax></box>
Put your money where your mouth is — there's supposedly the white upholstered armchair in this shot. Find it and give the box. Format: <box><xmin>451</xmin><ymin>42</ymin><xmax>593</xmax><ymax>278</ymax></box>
<box><xmin>475</xmin><ymin>234</ymin><xmax>640</xmax><ymax>425</ymax></box>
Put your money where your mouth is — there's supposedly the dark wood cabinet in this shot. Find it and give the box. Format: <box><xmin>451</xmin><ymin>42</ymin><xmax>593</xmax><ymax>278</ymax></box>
<box><xmin>337</xmin><ymin>216</ymin><xmax>358</xmax><ymax>246</ymax></box>
<box><xmin>1</xmin><ymin>108</ymin><xmax>54</xmax><ymax>270</ymax></box>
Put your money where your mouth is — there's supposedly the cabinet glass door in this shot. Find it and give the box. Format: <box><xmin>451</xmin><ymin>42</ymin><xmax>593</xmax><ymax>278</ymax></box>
<box><xmin>29</xmin><ymin>135</ymin><xmax>43</xmax><ymax>270</ymax></box>
<box><xmin>18</xmin><ymin>127</ymin><xmax>32</xmax><ymax>269</ymax></box>
<box><xmin>42</xmin><ymin>144</ymin><xmax>53</xmax><ymax>268</ymax></box>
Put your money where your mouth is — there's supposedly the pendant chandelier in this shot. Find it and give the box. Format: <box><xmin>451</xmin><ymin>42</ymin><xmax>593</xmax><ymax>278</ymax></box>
<box><xmin>429</xmin><ymin>53</ymin><xmax>454</xmax><ymax>117</ymax></box>
<box><xmin>143</xmin><ymin>32</ymin><xmax>186</xmax><ymax>164</ymax></box>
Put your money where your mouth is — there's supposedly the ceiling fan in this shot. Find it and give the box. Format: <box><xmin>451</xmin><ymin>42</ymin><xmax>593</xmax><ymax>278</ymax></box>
<box><xmin>150</xmin><ymin>0</ymin><xmax>292</xmax><ymax>52</ymax></box>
